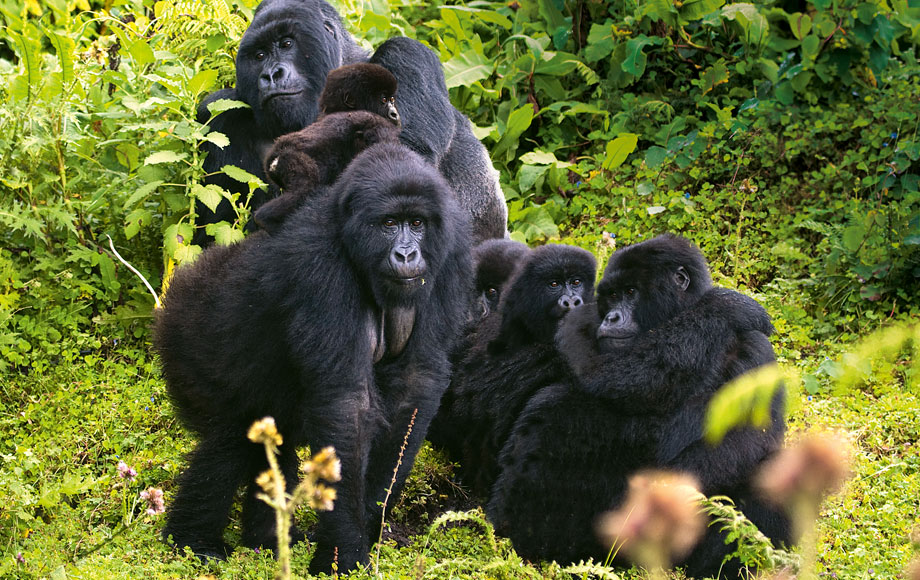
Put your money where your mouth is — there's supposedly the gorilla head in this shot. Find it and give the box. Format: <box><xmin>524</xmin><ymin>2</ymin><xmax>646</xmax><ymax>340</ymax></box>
<box><xmin>320</xmin><ymin>63</ymin><xmax>400</xmax><ymax>126</ymax></box>
<box><xmin>489</xmin><ymin>244</ymin><xmax>596</xmax><ymax>353</ymax></box>
<box><xmin>471</xmin><ymin>239</ymin><xmax>530</xmax><ymax>318</ymax></box>
<box><xmin>234</xmin><ymin>0</ymin><xmax>365</xmax><ymax>135</ymax></box>
<box><xmin>595</xmin><ymin>233</ymin><xmax>711</xmax><ymax>351</ymax></box>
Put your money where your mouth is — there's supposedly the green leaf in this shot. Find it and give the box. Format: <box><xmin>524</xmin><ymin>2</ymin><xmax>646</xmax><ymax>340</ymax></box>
<box><xmin>443</xmin><ymin>50</ymin><xmax>491</xmax><ymax>88</ymax></box>
<box><xmin>679</xmin><ymin>0</ymin><xmax>725</xmax><ymax>22</ymax></box>
<box><xmin>189</xmin><ymin>69</ymin><xmax>218</xmax><ymax>97</ymax></box>
<box><xmin>144</xmin><ymin>151</ymin><xmax>187</xmax><ymax>165</ymax></box>
<box><xmin>204</xmin><ymin>131</ymin><xmax>230</xmax><ymax>148</ymax></box>
<box><xmin>192</xmin><ymin>184</ymin><xmax>227</xmax><ymax>213</ymax></box>
<box><xmin>787</xmin><ymin>12</ymin><xmax>812</xmax><ymax>41</ymax></box>
<box><xmin>128</xmin><ymin>38</ymin><xmax>155</xmax><ymax>67</ymax></box>
<box><xmin>645</xmin><ymin>146</ymin><xmax>668</xmax><ymax>168</ymax></box>
<box><xmin>602</xmin><ymin>133</ymin><xmax>639</xmax><ymax>170</ymax></box>
<box><xmin>519</xmin><ymin>151</ymin><xmax>560</xmax><ymax>165</ymax></box>
<box><xmin>206</xmin><ymin>222</ymin><xmax>246</xmax><ymax>246</ymax></box>
<box><xmin>585</xmin><ymin>22</ymin><xmax>616</xmax><ymax>63</ymax></box>
<box><xmin>621</xmin><ymin>35</ymin><xmax>654</xmax><ymax>77</ymax></box>
<box><xmin>491</xmin><ymin>106</ymin><xmax>534</xmax><ymax>161</ymax></box>
<box><xmin>221</xmin><ymin>165</ymin><xmax>265</xmax><ymax>190</ymax></box>
<box><xmin>206</xmin><ymin>99</ymin><xmax>249</xmax><ymax>117</ymax></box>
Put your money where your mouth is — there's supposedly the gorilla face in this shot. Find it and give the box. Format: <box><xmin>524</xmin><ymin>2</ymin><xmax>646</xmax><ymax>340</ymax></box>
<box><xmin>236</xmin><ymin>0</ymin><xmax>348</xmax><ymax>135</ymax></box>
<box><xmin>336</xmin><ymin>144</ymin><xmax>462</xmax><ymax>359</ymax></box>
<box><xmin>593</xmin><ymin>234</ymin><xmax>711</xmax><ymax>352</ymax></box>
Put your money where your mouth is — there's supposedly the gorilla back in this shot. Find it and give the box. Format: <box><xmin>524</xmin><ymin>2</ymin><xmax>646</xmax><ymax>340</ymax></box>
<box><xmin>154</xmin><ymin>143</ymin><xmax>472</xmax><ymax>574</ymax></box>
<box><xmin>196</xmin><ymin>0</ymin><xmax>506</xmax><ymax>244</ymax></box>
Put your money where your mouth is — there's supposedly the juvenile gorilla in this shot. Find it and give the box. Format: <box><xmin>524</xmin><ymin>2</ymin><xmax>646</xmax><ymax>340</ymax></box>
<box><xmin>430</xmin><ymin>244</ymin><xmax>596</xmax><ymax>497</ymax></box>
<box><xmin>254</xmin><ymin>111</ymin><xmax>400</xmax><ymax>232</ymax></box>
<box><xmin>487</xmin><ymin>234</ymin><xmax>789</xmax><ymax>577</ymax></box>
<box><xmin>154</xmin><ymin>143</ymin><xmax>472</xmax><ymax>575</ymax></box>
<box><xmin>469</xmin><ymin>238</ymin><xmax>530</xmax><ymax>319</ymax></box>
<box><xmin>319</xmin><ymin>63</ymin><xmax>400</xmax><ymax>125</ymax></box>
<box><xmin>196</xmin><ymin>0</ymin><xmax>506</xmax><ymax>245</ymax></box>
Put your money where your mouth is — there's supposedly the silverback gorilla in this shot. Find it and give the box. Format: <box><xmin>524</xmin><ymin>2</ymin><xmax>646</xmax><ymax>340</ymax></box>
<box><xmin>195</xmin><ymin>0</ymin><xmax>506</xmax><ymax>245</ymax></box>
<box><xmin>154</xmin><ymin>143</ymin><xmax>472</xmax><ymax>574</ymax></box>
<box><xmin>487</xmin><ymin>234</ymin><xmax>790</xmax><ymax>578</ymax></box>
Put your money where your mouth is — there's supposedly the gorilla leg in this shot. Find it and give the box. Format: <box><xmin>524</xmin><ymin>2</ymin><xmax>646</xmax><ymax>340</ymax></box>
<box><xmin>162</xmin><ymin>434</ymin><xmax>257</xmax><ymax>558</ymax></box>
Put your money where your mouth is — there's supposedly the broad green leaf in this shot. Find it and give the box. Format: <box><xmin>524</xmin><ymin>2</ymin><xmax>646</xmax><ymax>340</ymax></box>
<box><xmin>443</xmin><ymin>50</ymin><xmax>491</xmax><ymax>88</ymax></box>
<box><xmin>519</xmin><ymin>151</ymin><xmax>560</xmax><ymax>165</ymax></box>
<box><xmin>144</xmin><ymin>150</ymin><xmax>187</xmax><ymax>165</ymax></box>
<box><xmin>585</xmin><ymin>22</ymin><xmax>616</xmax><ymax>62</ymax></box>
<box><xmin>602</xmin><ymin>133</ymin><xmax>639</xmax><ymax>170</ymax></box>
<box><xmin>124</xmin><ymin>180</ymin><xmax>163</xmax><ymax>209</ymax></box>
<box><xmin>722</xmin><ymin>3</ymin><xmax>769</xmax><ymax>47</ymax></box>
<box><xmin>680</xmin><ymin>0</ymin><xmax>725</xmax><ymax>22</ymax></box>
<box><xmin>192</xmin><ymin>184</ymin><xmax>226</xmax><ymax>213</ymax></box>
<box><xmin>189</xmin><ymin>69</ymin><xmax>218</xmax><ymax>97</ymax></box>
<box><xmin>128</xmin><ymin>38</ymin><xmax>155</xmax><ymax>67</ymax></box>
<box><xmin>206</xmin><ymin>98</ymin><xmax>249</xmax><ymax>117</ymax></box>
<box><xmin>204</xmin><ymin>131</ymin><xmax>230</xmax><ymax>149</ymax></box>
<box><xmin>645</xmin><ymin>146</ymin><xmax>668</xmax><ymax>169</ymax></box>
<box><xmin>787</xmin><ymin>12</ymin><xmax>812</xmax><ymax>40</ymax></box>
<box><xmin>206</xmin><ymin>222</ymin><xmax>246</xmax><ymax>246</ymax></box>
<box><xmin>621</xmin><ymin>35</ymin><xmax>654</xmax><ymax>77</ymax></box>
<box><xmin>221</xmin><ymin>165</ymin><xmax>266</xmax><ymax>191</ymax></box>
<box><xmin>491</xmin><ymin>106</ymin><xmax>534</xmax><ymax>161</ymax></box>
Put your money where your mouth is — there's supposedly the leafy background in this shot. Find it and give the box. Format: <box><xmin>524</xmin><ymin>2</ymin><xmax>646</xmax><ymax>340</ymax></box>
<box><xmin>1</xmin><ymin>0</ymin><xmax>919</xmax><ymax>578</ymax></box>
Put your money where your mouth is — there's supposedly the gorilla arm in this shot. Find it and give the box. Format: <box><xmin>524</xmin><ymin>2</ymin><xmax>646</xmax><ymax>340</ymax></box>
<box><xmin>556</xmin><ymin>288</ymin><xmax>775</xmax><ymax>414</ymax></box>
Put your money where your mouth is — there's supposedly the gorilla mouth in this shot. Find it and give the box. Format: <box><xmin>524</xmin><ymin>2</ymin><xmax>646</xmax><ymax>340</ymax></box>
<box><xmin>262</xmin><ymin>90</ymin><xmax>303</xmax><ymax>105</ymax></box>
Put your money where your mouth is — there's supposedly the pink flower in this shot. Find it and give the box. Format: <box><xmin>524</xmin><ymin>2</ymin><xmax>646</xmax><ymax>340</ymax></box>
<box><xmin>117</xmin><ymin>460</ymin><xmax>137</xmax><ymax>480</ymax></box>
<box><xmin>140</xmin><ymin>487</ymin><xmax>165</xmax><ymax>516</ymax></box>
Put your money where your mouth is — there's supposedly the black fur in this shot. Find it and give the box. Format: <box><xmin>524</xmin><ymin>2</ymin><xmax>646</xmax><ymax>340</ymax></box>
<box><xmin>320</xmin><ymin>63</ymin><xmax>400</xmax><ymax>126</ymax></box>
<box><xmin>195</xmin><ymin>0</ymin><xmax>506</xmax><ymax>245</ymax></box>
<box><xmin>430</xmin><ymin>244</ymin><xmax>596</xmax><ymax>497</ymax></box>
<box><xmin>487</xmin><ymin>234</ymin><xmax>790</xmax><ymax>578</ymax></box>
<box><xmin>154</xmin><ymin>143</ymin><xmax>472</xmax><ymax>575</ymax></box>
<box><xmin>255</xmin><ymin>111</ymin><xmax>400</xmax><ymax>232</ymax></box>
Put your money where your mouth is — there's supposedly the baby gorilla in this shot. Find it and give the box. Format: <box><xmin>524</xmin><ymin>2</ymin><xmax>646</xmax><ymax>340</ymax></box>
<box><xmin>431</xmin><ymin>244</ymin><xmax>596</xmax><ymax>497</ymax></box>
<box><xmin>488</xmin><ymin>234</ymin><xmax>790</xmax><ymax>578</ymax></box>
<box><xmin>254</xmin><ymin>111</ymin><xmax>400</xmax><ymax>232</ymax></box>
<box><xmin>254</xmin><ymin>64</ymin><xmax>401</xmax><ymax>233</ymax></box>
<box><xmin>319</xmin><ymin>63</ymin><xmax>400</xmax><ymax>126</ymax></box>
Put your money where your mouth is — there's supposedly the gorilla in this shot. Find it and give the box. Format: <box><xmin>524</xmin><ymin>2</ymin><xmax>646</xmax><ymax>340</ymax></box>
<box><xmin>469</xmin><ymin>239</ymin><xmax>530</xmax><ymax>319</ymax></box>
<box><xmin>154</xmin><ymin>142</ymin><xmax>472</xmax><ymax>575</ymax></box>
<box><xmin>195</xmin><ymin>0</ymin><xmax>506</xmax><ymax>245</ymax></box>
<box><xmin>429</xmin><ymin>244</ymin><xmax>596</xmax><ymax>497</ymax></box>
<box><xmin>319</xmin><ymin>63</ymin><xmax>400</xmax><ymax>126</ymax></box>
<box><xmin>487</xmin><ymin>234</ymin><xmax>790</xmax><ymax>578</ymax></box>
<box><xmin>254</xmin><ymin>111</ymin><xmax>400</xmax><ymax>232</ymax></box>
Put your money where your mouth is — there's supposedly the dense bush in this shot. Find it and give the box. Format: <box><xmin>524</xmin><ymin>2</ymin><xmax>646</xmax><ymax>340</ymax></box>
<box><xmin>1</xmin><ymin>0</ymin><xmax>918</xmax><ymax>367</ymax></box>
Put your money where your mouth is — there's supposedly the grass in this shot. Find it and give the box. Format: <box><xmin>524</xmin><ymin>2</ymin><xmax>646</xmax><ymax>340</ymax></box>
<box><xmin>1</xmin><ymin>302</ymin><xmax>918</xmax><ymax>579</ymax></box>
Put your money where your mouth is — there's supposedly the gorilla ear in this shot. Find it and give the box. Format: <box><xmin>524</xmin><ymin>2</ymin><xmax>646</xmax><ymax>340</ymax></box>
<box><xmin>674</xmin><ymin>266</ymin><xmax>690</xmax><ymax>292</ymax></box>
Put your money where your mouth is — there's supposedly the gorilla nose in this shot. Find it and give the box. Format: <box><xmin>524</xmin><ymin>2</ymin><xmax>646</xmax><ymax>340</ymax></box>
<box><xmin>558</xmin><ymin>294</ymin><xmax>583</xmax><ymax>311</ymax></box>
<box><xmin>260</xmin><ymin>64</ymin><xmax>289</xmax><ymax>88</ymax></box>
<box><xmin>391</xmin><ymin>246</ymin><xmax>422</xmax><ymax>277</ymax></box>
